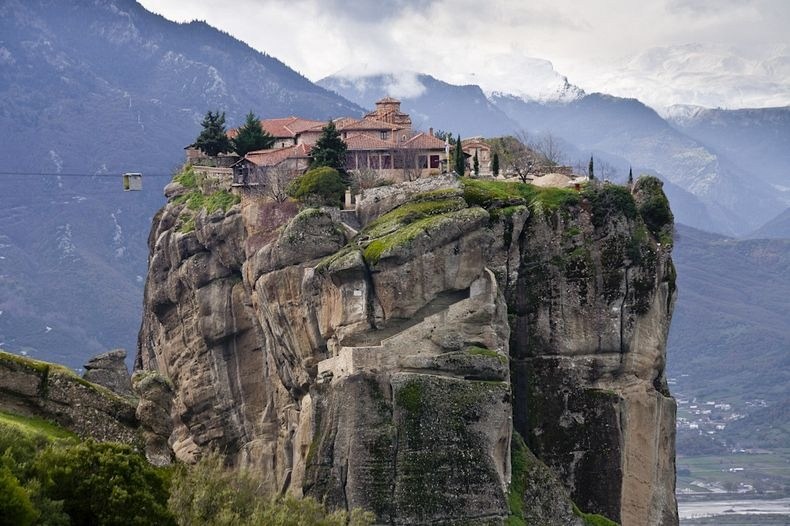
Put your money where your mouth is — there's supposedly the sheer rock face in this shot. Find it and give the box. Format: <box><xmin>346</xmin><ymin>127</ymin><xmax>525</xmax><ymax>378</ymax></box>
<box><xmin>505</xmin><ymin>183</ymin><xmax>678</xmax><ymax>526</ymax></box>
<box><xmin>136</xmin><ymin>177</ymin><xmax>678</xmax><ymax>525</ymax></box>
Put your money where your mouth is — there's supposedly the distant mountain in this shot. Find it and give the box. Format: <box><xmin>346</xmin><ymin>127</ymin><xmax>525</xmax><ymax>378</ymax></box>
<box><xmin>325</xmin><ymin>69</ymin><xmax>786</xmax><ymax>236</ymax></box>
<box><xmin>0</xmin><ymin>0</ymin><xmax>363</xmax><ymax>368</ymax></box>
<box><xmin>491</xmin><ymin>92</ymin><xmax>783</xmax><ymax>236</ymax></box>
<box><xmin>318</xmin><ymin>71</ymin><xmax>520</xmax><ymax>137</ymax></box>
<box><xmin>666</xmin><ymin>105</ymin><xmax>790</xmax><ymax>205</ymax></box>
<box><xmin>0</xmin><ymin>0</ymin><xmax>363</xmax><ymax>175</ymax></box>
<box><xmin>594</xmin><ymin>43</ymin><xmax>790</xmax><ymax>111</ymax></box>
<box><xmin>748</xmin><ymin>207</ymin><xmax>790</xmax><ymax>239</ymax></box>
<box><xmin>667</xmin><ymin>224</ymin><xmax>790</xmax><ymax>407</ymax></box>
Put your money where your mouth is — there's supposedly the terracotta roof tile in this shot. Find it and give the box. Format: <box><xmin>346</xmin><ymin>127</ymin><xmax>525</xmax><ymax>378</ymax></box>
<box><xmin>337</xmin><ymin>118</ymin><xmax>400</xmax><ymax>132</ymax></box>
<box><xmin>344</xmin><ymin>133</ymin><xmax>397</xmax><ymax>150</ymax></box>
<box><xmin>244</xmin><ymin>143</ymin><xmax>311</xmax><ymax>167</ymax></box>
<box><xmin>402</xmin><ymin>132</ymin><xmax>446</xmax><ymax>150</ymax></box>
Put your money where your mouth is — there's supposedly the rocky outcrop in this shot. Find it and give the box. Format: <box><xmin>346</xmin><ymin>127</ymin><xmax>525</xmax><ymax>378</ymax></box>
<box><xmin>0</xmin><ymin>350</ymin><xmax>139</xmax><ymax>443</ymax></box>
<box><xmin>505</xmin><ymin>179</ymin><xmax>678</xmax><ymax>525</ymax></box>
<box><xmin>83</xmin><ymin>348</ymin><xmax>133</xmax><ymax>396</ymax></box>
<box><xmin>136</xmin><ymin>174</ymin><xmax>678</xmax><ymax>525</ymax></box>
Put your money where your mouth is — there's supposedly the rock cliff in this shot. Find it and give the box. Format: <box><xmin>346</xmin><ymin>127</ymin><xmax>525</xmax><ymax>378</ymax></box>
<box><xmin>136</xmin><ymin>172</ymin><xmax>678</xmax><ymax>525</ymax></box>
<box><xmin>0</xmin><ymin>350</ymin><xmax>138</xmax><ymax>443</ymax></box>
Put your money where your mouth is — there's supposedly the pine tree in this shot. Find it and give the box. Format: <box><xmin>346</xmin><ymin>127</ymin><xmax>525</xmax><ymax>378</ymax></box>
<box><xmin>588</xmin><ymin>155</ymin><xmax>595</xmax><ymax>180</ymax></box>
<box><xmin>194</xmin><ymin>110</ymin><xmax>232</xmax><ymax>157</ymax></box>
<box><xmin>473</xmin><ymin>151</ymin><xmax>480</xmax><ymax>176</ymax></box>
<box><xmin>454</xmin><ymin>135</ymin><xmax>465</xmax><ymax>176</ymax></box>
<box><xmin>309</xmin><ymin>121</ymin><xmax>348</xmax><ymax>177</ymax></box>
<box><xmin>233</xmin><ymin>111</ymin><xmax>274</xmax><ymax>157</ymax></box>
<box><xmin>492</xmin><ymin>152</ymin><xmax>499</xmax><ymax>177</ymax></box>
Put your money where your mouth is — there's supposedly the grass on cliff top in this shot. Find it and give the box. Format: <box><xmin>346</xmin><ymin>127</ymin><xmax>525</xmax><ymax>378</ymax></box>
<box><xmin>174</xmin><ymin>189</ymin><xmax>240</xmax><ymax>215</ymax></box>
<box><xmin>0</xmin><ymin>350</ymin><xmax>135</xmax><ymax>405</ymax></box>
<box><xmin>358</xmin><ymin>191</ymin><xmax>476</xmax><ymax>264</ymax></box>
<box><xmin>171</xmin><ymin>165</ymin><xmax>241</xmax><ymax>233</ymax></box>
<box><xmin>173</xmin><ymin>164</ymin><xmax>198</xmax><ymax>188</ymax></box>
<box><xmin>0</xmin><ymin>411</ymin><xmax>76</xmax><ymax>441</ymax></box>
<box><xmin>362</xmin><ymin>208</ymin><xmax>484</xmax><ymax>264</ymax></box>
<box><xmin>461</xmin><ymin>178</ymin><xmax>580</xmax><ymax>214</ymax></box>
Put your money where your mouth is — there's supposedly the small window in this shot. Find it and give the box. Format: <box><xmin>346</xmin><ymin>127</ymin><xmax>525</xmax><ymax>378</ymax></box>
<box><xmin>380</xmin><ymin>131</ymin><xmax>389</xmax><ymax>140</ymax></box>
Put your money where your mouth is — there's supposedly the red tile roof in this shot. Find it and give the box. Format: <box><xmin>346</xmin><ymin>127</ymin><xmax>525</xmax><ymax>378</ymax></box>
<box><xmin>344</xmin><ymin>133</ymin><xmax>397</xmax><ymax>151</ymax></box>
<box><xmin>259</xmin><ymin>117</ymin><xmax>326</xmax><ymax>138</ymax></box>
<box><xmin>244</xmin><ymin>143</ymin><xmax>311</xmax><ymax>167</ymax></box>
<box><xmin>337</xmin><ymin>118</ymin><xmax>401</xmax><ymax>132</ymax></box>
<box><xmin>402</xmin><ymin>132</ymin><xmax>446</xmax><ymax>150</ymax></box>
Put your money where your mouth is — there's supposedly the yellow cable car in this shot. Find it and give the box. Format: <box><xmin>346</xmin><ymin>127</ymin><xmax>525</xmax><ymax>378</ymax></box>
<box><xmin>122</xmin><ymin>172</ymin><xmax>142</xmax><ymax>191</ymax></box>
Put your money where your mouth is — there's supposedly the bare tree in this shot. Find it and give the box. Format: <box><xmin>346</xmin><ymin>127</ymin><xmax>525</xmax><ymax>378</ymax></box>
<box><xmin>350</xmin><ymin>167</ymin><xmax>384</xmax><ymax>190</ymax></box>
<box><xmin>265</xmin><ymin>164</ymin><xmax>297</xmax><ymax>203</ymax></box>
<box><xmin>396</xmin><ymin>146</ymin><xmax>422</xmax><ymax>182</ymax></box>
<box><xmin>597</xmin><ymin>159</ymin><xmax>618</xmax><ymax>182</ymax></box>
<box><xmin>532</xmin><ymin>132</ymin><xmax>565</xmax><ymax>166</ymax></box>
<box><xmin>495</xmin><ymin>135</ymin><xmax>535</xmax><ymax>183</ymax></box>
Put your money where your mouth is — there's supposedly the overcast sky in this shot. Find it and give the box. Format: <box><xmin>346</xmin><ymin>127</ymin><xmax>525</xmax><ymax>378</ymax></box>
<box><xmin>137</xmin><ymin>0</ymin><xmax>790</xmax><ymax>111</ymax></box>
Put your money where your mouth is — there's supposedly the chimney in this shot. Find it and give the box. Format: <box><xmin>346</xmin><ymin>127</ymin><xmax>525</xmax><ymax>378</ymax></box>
<box><xmin>429</xmin><ymin>127</ymin><xmax>433</xmax><ymax>136</ymax></box>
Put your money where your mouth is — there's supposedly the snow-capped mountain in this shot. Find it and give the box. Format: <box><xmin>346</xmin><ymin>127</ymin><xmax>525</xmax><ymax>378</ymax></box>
<box><xmin>588</xmin><ymin>43</ymin><xmax>790</xmax><ymax>113</ymax></box>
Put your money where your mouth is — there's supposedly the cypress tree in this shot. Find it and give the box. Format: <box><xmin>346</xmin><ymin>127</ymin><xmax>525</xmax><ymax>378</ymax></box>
<box><xmin>588</xmin><ymin>155</ymin><xmax>595</xmax><ymax>180</ymax></box>
<box><xmin>309</xmin><ymin>121</ymin><xmax>348</xmax><ymax>177</ymax></box>
<box><xmin>194</xmin><ymin>110</ymin><xmax>232</xmax><ymax>157</ymax></box>
<box><xmin>492</xmin><ymin>152</ymin><xmax>500</xmax><ymax>177</ymax></box>
<box><xmin>628</xmin><ymin>166</ymin><xmax>633</xmax><ymax>186</ymax></box>
<box><xmin>454</xmin><ymin>135</ymin><xmax>465</xmax><ymax>176</ymax></box>
<box><xmin>473</xmin><ymin>151</ymin><xmax>480</xmax><ymax>176</ymax></box>
<box><xmin>233</xmin><ymin>111</ymin><xmax>275</xmax><ymax>157</ymax></box>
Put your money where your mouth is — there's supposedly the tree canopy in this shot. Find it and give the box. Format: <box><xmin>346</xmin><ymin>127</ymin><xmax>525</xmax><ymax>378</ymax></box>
<box><xmin>309</xmin><ymin>121</ymin><xmax>347</xmax><ymax>175</ymax></box>
<box><xmin>453</xmin><ymin>135</ymin><xmax>465</xmax><ymax>176</ymax></box>
<box><xmin>287</xmin><ymin>166</ymin><xmax>346</xmax><ymax>207</ymax></box>
<box><xmin>233</xmin><ymin>111</ymin><xmax>274</xmax><ymax>157</ymax></box>
<box><xmin>194</xmin><ymin>110</ymin><xmax>232</xmax><ymax>157</ymax></box>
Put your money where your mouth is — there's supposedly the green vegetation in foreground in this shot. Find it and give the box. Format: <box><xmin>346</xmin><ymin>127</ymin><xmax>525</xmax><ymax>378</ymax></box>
<box><xmin>0</xmin><ymin>412</ymin><xmax>374</xmax><ymax>526</ymax></box>
<box><xmin>170</xmin><ymin>452</ymin><xmax>374</xmax><ymax>526</ymax></box>
<box><xmin>0</xmin><ymin>411</ymin><xmax>76</xmax><ymax>441</ymax></box>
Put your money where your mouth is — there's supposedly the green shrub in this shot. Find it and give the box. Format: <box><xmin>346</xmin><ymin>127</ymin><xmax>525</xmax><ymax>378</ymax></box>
<box><xmin>288</xmin><ymin>167</ymin><xmax>346</xmax><ymax>207</ymax></box>
<box><xmin>34</xmin><ymin>441</ymin><xmax>175</xmax><ymax>526</ymax></box>
<box><xmin>0</xmin><ymin>465</ymin><xmax>36</xmax><ymax>526</ymax></box>
<box><xmin>633</xmin><ymin>176</ymin><xmax>673</xmax><ymax>243</ymax></box>
<box><xmin>572</xmin><ymin>503</ymin><xmax>620</xmax><ymax>526</ymax></box>
<box><xmin>168</xmin><ymin>452</ymin><xmax>374</xmax><ymax>526</ymax></box>
<box><xmin>582</xmin><ymin>183</ymin><xmax>637</xmax><ymax>228</ymax></box>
